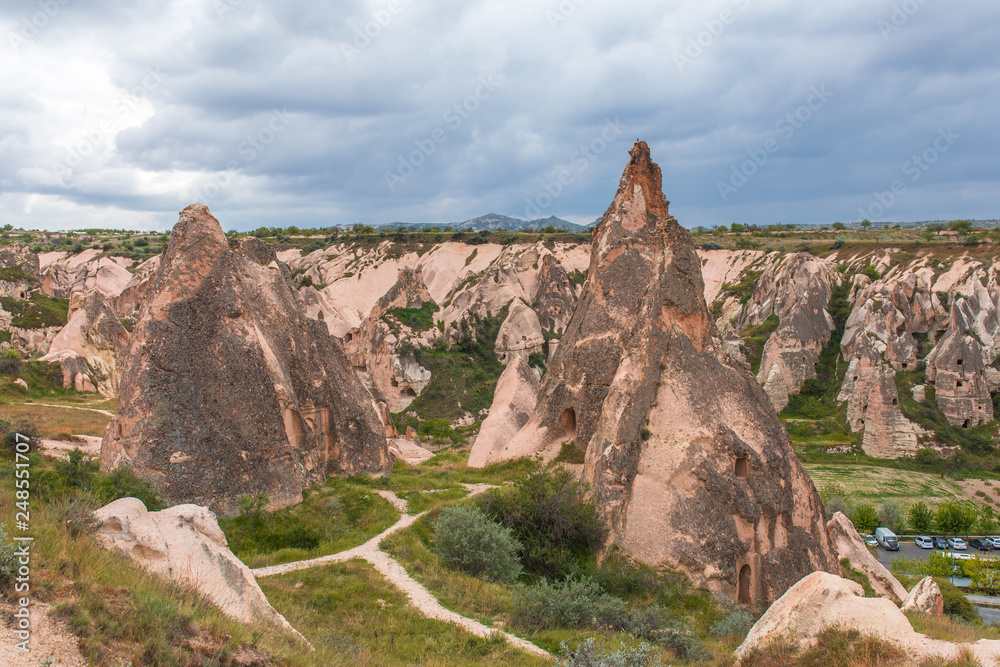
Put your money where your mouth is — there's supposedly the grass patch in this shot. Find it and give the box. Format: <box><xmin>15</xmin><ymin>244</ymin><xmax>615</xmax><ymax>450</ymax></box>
<box><xmin>721</xmin><ymin>269</ymin><xmax>763</xmax><ymax>304</ymax></box>
<box><xmin>218</xmin><ymin>478</ymin><xmax>399</xmax><ymax>568</ymax></box>
<box><xmin>553</xmin><ymin>440</ymin><xmax>586</xmax><ymax>464</ymax></box>
<box><xmin>0</xmin><ymin>266</ymin><xmax>36</xmax><ymax>283</ymax></box>
<box><xmin>0</xmin><ymin>401</ymin><xmax>111</xmax><ymax>438</ymax></box>
<box><xmin>0</xmin><ymin>292</ymin><xmax>69</xmax><ymax>328</ymax></box>
<box><xmin>804</xmin><ymin>464</ymin><xmax>969</xmax><ymax>508</ymax></box>
<box><xmin>740</xmin><ymin>314</ymin><xmax>780</xmax><ymax>375</ymax></box>
<box><xmin>259</xmin><ymin>559</ymin><xmax>547</xmax><ymax>666</ymax></box>
<box><xmin>385</xmin><ymin>301</ymin><xmax>440</xmax><ymax>332</ymax></box>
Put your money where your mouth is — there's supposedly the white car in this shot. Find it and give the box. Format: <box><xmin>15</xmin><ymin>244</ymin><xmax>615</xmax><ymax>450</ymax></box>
<box><xmin>941</xmin><ymin>551</ymin><xmax>972</xmax><ymax>560</ymax></box>
<box><xmin>914</xmin><ymin>536</ymin><xmax>934</xmax><ymax>549</ymax></box>
<box><xmin>948</xmin><ymin>537</ymin><xmax>968</xmax><ymax>551</ymax></box>
<box><xmin>990</xmin><ymin>537</ymin><xmax>1000</xmax><ymax>549</ymax></box>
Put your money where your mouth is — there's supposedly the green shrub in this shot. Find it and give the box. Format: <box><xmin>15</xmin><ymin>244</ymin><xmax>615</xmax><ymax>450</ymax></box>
<box><xmin>53</xmin><ymin>448</ymin><xmax>99</xmax><ymax>490</ymax></box>
<box><xmin>92</xmin><ymin>467</ymin><xmax>165</xmax><ymax>511</ymax></box>
<box><xmin>655</xmin><ymin>622</ymin><xmax>713</xmax><ymax>662</ymax></box>
<box><xmin>1</xmin><ymin>417</ymin><xmax>39</xmax><ymax>451</ymax></box>
<box><xmin>510</xmin><ymin>577</ymin><xmax>627</xmax><ymax>630</ymax></box>
<box><xmin>479</xmin><ymin>468</ymin><xmax>607</xmax><ymax>579</ymax></box>
<box><xmin>851</xmin><ymin>504</ymin><xmax>879</xmax><ymax>532</ymax></box>
<box><xmin>432</xmin><ymin>504</ymin><xmax>522</xmax><ymax>584</ymax></box>
<box><xmin>0</xmin><ymin>525</ymin><xmax>17</xmax><ymax>585</ymax></box>
<box><xmin>710</xmin><ymin>610</ymin><xmax>756</xmax><ymax>639</ymax></box>
<box><xmin>935</xmin><ymin>577</ymin><xmax>979</xmax><ymax>623</ymax></box>
<box><xmin>558</xmin><ymin>638</ymin><xmax>658</xmax><ymax>667</ymax></box>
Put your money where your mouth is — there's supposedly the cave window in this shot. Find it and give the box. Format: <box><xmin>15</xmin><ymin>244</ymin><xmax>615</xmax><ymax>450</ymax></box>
<box><xmin>957</xmin><ymin>381</ymin><xmax>964</xmax><ymax>389</ymax></box>
<box><xmin>560</xmin><ymin>407</ymin><xmax>577</xmax><ymax>439</ymax></box>
<box><xmin>963</xmin><ymin>419</ymin><xmax>971</xmax><ymax>429</ymax></box>
<box><xmin>853</xmin><ymin>376</ymin><xmax>859</xmax><ymax>382</ymax></box>
<box><xmin>345</xmin><ymin>332</ymin><xmax>353</xmax><ymax>343</ymax></box>
<box><xmin>738</xmin><ymin>565</ymin><xmax>752</xmax><ymax>605</ymax></box>
<box><xmin>390</xmin><ymin>378</ymin><xmax>399</xmax><ymax>387</ymax></box>
<box><xmin>902</xmin><ymin>363</ymin><xmax>908</xmax><ymax>369</ymax></box>
<box><xmin>735</xmin><ymin>456</ymin><xmax>749</xmax><ymax>479</ymax></box>
<box><xmin>863</xmin><ymin>404</ymin><xmax>869</xmax><ymax>412</ymax></box>
<box><xmin>404</xmin><ymin>388</ymin><xmax>416</xmax><ymax>397</ymax></box>
<box><xmin>957</xmin><ymin>359</ymin><xmax>964</xmax><ymax>366</ymax></box>
<box><xmin>892</xmin><ymin>398</ymin><xmax>898</xmax><ymax>405</ymax></box>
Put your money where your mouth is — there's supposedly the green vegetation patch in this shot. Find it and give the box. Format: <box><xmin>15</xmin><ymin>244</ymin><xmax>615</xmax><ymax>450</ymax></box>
<box><xmin>385</xmin><ymin>300</ymin><xmax>440</xmax><ymax>332</ymax></box>
<box><xmin>0</xmin><ymin>266</ymin><xmax>35</xmax><ymax>283</ymax></box>
<box><xmin>0</xmin><ymin>292</ymin><xmax>69</xmax><ymax>328</ymax></box>
<box><xmin>895</xmin><ymin>370</ymin><xmax>996</xmax><ymax>455</ymax></box>
<box><xmin>721</xmin><ymin>269</ymin><xmax>763</xmax><ymax>304</ymax></box>
<box><xmin>740</xmin><ymin>314</ymin><xmax>780</xmax><ymax>375</ymax></box>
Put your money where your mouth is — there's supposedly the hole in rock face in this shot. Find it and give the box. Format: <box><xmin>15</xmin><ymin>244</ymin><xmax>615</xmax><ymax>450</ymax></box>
<box><xmin>964</xmin><ymin>419</ymin><xmax>971</xmax><ymax>429</ymax></box>
<box><xmin>957</xmin><ymin>381</ymin><xmax>964</xmax><ymax>389</ymax></box>
<box><xmin>738</xmin><ymin>565</ymin><xmax>752</xmax><ymax>604</ymax></box>
<box><xmin>559</xmin><ymin>407</ymin><xmax>577</xmax><ymax>439</ymax></box>
<box><xmin>902</xmin><ymin>363</ymin><xmax>908</xmax><ymax>369</ymax></box>
<box><xmin>957</xmin><ymin>359</ymin><xmax>964</xmax><ymax>366</ymax></box>
<box><xmin>735</xmin><ymin>456</ymin><xmax>749</xmax><ymax>479</ymax></box>
<box><xmin>892</xmin><ymin>398</ymin><xmax>898</xmax><ymax>405</ymax></box>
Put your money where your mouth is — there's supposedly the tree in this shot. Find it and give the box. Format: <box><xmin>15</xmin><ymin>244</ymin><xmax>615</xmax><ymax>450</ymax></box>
<box><xmin>852</xmin><ymin>504</ymin><xmax>879</xmax><ymax>532</ymax></box>
<box><xmin>908</xmin><ymin>502</ymin><xmax>934</xmax><ymax>533</ymax></box>
<box><xmin>949</xmin><ymin>219</ymin><xmax>973</xmax><ymax>235</ymax></box>
<box><xmin>979</xmin><ymin>504</ymin><xmax>996</xmax><ymax>536</ymax></box>
<box><xmin>936</xmin><ymin>503</ymin><xmax>961</xmax><ymax>536</ymax></box>
<box><xmin>832</xmin><ymin>222</ymin><xmax>846</xmax><ymax>230</ymax></box>
<box><xmin>730</xmin><ymin>223</ymin><xmax>746</xmax><ymax>234</ymax></box>
<box><xmin>956</xmin><ymin>504</ymin><xmax>980</xmax><ymax>538</ymax></box>
<box><xmin>878</xmin><ymin>501</ymin><xmax>904</xmax><ymax>533</ymax></box>
<box><xmin>859</xmin><ymin>219</ymin><xmax>872</xmax><ymax>230</ymax></box>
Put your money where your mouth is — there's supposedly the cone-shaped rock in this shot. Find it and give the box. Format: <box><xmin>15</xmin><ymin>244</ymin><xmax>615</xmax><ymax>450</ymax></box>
<box><xmin>101</xmin><ymin>205</ymin><xmax>391</xmax><ymax>513</ymax></box>
<box><xmin>493</xmin><ymin>142</ymin><xmax>837</xmax><ymax>605</ymax></box>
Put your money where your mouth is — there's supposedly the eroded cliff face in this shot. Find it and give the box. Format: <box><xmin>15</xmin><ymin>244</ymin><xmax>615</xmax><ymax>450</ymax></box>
<box><xmin>926</xmin><ymin>299</ymin><xmax>994</xmax><ymax>427</ymax></box>
<box><xmin>487</xmin><ymin>142</ymin><xmax>838</xmax><ymax>605</ymax></box>
<box><xmin>101</xmin><ymin>205</ymin><xmax>391</xmax><ymax>514</ymax></box>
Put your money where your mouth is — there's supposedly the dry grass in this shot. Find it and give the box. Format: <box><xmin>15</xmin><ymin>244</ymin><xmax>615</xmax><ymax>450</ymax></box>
<box><xmin>1</xmin><ymin>401</ymin><xmax>111</xmax><ymax>437</ymax></box>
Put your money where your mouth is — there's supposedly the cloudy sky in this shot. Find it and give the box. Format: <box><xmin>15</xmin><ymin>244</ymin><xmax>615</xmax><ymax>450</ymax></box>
<box><xmin>1</xmin><ymin>0</ymin><xmax>997</xmax><ymax>231</ymax></box>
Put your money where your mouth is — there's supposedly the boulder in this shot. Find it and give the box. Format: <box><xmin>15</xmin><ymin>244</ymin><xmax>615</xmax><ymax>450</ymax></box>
<box><xmin>41</xmin><ymin>290</ymin><xmax>130</xmax><ymax>398</ymax></box>
<box><xmin>101</xmin><ymin>204</ymin><xmax>391</xmax><ymax>514</ymax></box>
<box><xmin>827</xmin><ymin>512</ymin><xmax>908</xmax><ymax>603</ymax></box>
<box><xmin>494</xmin><ymin>142</ymin><xmax>838</xmax><ymax>605</ymax></box>
<box><xmin>901</xmin><ymin>577</ymin><xmax>944</xmax><ymax>618</ymax></box>
<box><xmin>468</xmin><ymin>355</ymin><xmax>540</xmax><ymax>468</ymax></box>
<box><xmin>94</xmin><ymin>498</ymin><xmax>303</xmax><ymax>639</ymax></box>
<box><xmin>734</xmin><ymin>571</ymin><xmax>1000</xmax><ymax>665</ymax></box>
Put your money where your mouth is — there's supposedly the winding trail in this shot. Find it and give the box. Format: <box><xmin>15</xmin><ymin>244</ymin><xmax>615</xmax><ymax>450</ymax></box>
<box><xmin>252</xmin><ymin>484</ymin><xmax>549</xmax><ymax>659</ymax></box>
<box><xmin>23</xmin><ymin>402</ymin><xmax>115</xmax><ymax>417</ymax></box>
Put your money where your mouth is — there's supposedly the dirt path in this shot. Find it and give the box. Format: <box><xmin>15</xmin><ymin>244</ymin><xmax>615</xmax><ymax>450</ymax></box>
<box><xmin>252</xmin><ymin>486</ymin><xmax>548</xmax><ymax>658</ymax></box>
<box><xmin>24</xmin><ymin>402</ymin><xmax>115</xmax><ymax>417</ymax></box>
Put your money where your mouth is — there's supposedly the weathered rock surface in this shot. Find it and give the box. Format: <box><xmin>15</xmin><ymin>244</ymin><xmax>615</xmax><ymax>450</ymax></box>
<box><xmin>494</xmin><ymin>298</ymin><xmax>545</xmax><ymax>363</ymax></box>
<box><xmin>533</xmin><ymin>254</ymin><xmax>578</xmax><ymax>335</ymax></box>
<box><xmin>39</xmin><ymin>249</ymin><xmax>134</xmax><ymax>299</ymax></box>
<box><xmin>827</xmin><ymin>512</ymin><xmax>907</xmax><ymax>603</ymax></box>
<box><xmin>101</xmin><ymin>204</ymin><xmax>391</xmax><ymax>514</ymax></box>
<box><xmin>40</xmin><ymin>290</ymin><xmax>129</xmax><ymax>397</ymax></box>
<box><xmin>736</xmin><ymin>253</ymin><xmax>836</xmax><ymax>412</ymax></box>
<box><xmin>493</xmin><ymin>142</ymin><xmax>838</xmax><ymax>605</ymax></box>
<box><xmin>926</xmin><ymin>299</ymin><xmax>994</xmax><ymax>427</ymax></box>
<box><xmin>0</xmin><ymin>244</ymin><xmax>40</xmax><ymax>298</ymax></box>
<box><xmin>734</xmin><ymin>572</ymin><xmax>1000</xmax><ymax>665</ymax></box>
<box><xmin>468</xmin><ymin>355</ymin><xmax>540</xmax><ymax>468</ymax></box>
<box><xmin>94</xmin><ymin>498</ymin><xmax>302</xmax><ymax>637</ymax></box>
<box><xmin>901</xmin><ymin>576</ymin><xmax>944</xmax><ymax>618</ymax></box>
<box><xmin>113</xmin><ymin>255</ymin><xmax>161</xmax><ymax>324</ymax></box>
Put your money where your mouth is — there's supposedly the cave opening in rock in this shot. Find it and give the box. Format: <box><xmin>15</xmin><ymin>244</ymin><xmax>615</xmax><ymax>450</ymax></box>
<box><xmin>560</xmin><ymin>407</ymin><xmax>577</xmax><ymax>439</ymax></box>
<box><xmin>957</xmin><ymin>381</ymin><xmax>964</xmax><ymax>388</ymax></box>
<box><xmin>892</xmin><ymin>398</ymin><xmax>898</xmax><ymax>405</ymax></box>
<box><xmin>738</xmin><ymin>564</ymin><xmax>752</xmax><ymax>604</ymax></box>
<box><xmin>735</xmin><ymin>456</ymin><xmax>749</xmax><ymax>479</ymax></box>
<box><xmin>964</xmin><ymin>419</ymin><xmax>971</xmax><ymax>429</ymax></box>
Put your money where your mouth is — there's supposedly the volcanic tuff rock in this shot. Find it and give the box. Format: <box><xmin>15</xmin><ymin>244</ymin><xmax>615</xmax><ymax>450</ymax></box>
<box><xmin>39</xmin><ymin>249</ymin><xmax>134</xmax><ymax>300</ymax></box>
<box><xmin>494</xmin><ymin>298</ymin><xmax>545</xmax><ymax>363</ymax></box>
<box><xmin>532</xmin><ymin>253</ymin><xmax>578</xmax><ymax>335</ymax></box>
<box><xmin>101</xmin><ymin>205</ymin><xmax>390</xmax><ymax>514</ymax></box>
<box><xmin>926</xmin><ymin>299</ymin><xmax>994</xmax><ymax>427</ymax></box>
<box><xmin>40</xmin><ymin>290</ymin><xmax>129</xmax><ymax>397</ymax></box>
<box><xmin>468</xmin><ymin>355</ymin><xmax>540</xmax><ymax>468</ymax></box>
<box><xmin>0</xmin><ymin>244</ymin><xmax>40</xmax><ymax>299</ymax></box>
<box><xmin>826</xmin><ymin>512</ymin><xmax>907</xmax><ymax>603</ymax></box>
<box><xmin>492</xmin><ymin>142</ymin><xmax>838</xmax><ymax>605</ymax></box>
<box><xmin>901</xmin><ymin>577</ymin><xmax>945</xmax><ymax>618</ymax></box>
<box><xmin>736</xmin><ymin>253</ymin><xmax>836</xmax><ymax>411</ymax></box>
<box><xmin>94</xmin><ymin>498</ymin><xmax>303</xmax><ymax>638</ymax></box>
<box><xmin>343</xmin><ymin>267</ymin><xmax>434</xmax><ymax>412</ymax></box>
<box><xmin>113</xmin><ymin>255</ymin><xmax>161</xmax><ymax>325</ymax></box>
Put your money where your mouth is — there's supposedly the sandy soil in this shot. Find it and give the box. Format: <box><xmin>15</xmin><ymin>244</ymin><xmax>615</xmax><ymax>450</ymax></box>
<box><xmin>0</xmin><ymin>601</ymin><xmax>85</xmax><ymax>667</ymax></box>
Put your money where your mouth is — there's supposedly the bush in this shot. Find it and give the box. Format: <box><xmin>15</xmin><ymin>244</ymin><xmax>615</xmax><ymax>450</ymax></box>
<box><xmin>851</xmin><ymin>504</ymin><xmax>879</xmax><ymax>532</ymax></box>
<box><xmin>710</xmin><ymin>610</ymin><xmax>756</xmax><ymax>639</ymax></box>
<box><xmin>93</xmin><ymin>467</ymin><xmax>165</xmax><ymax>511</ymax></box>
<box><xmin>479</xmin><ymin>468</ymin><xmax>607</xmax><ymax>579</ymax></box>
<box><xmin>0</xmin><ymin>525</ymin><xmax>17</xmax><ymax>585</ymax></box>
<box><xmin>432</xmin><ymin>504</ymin><xmax>522</xmax><ymax>584</ymax></box>
<box><xmin>935</xmin><ymin>577</ymin><xmax>979</xmax><ymax>623</ymax></box>
<box><xmin>656</xmin><ymin>622</ymin><xmax>713</xmax><ymax>662</ymax></box>
<box><xmin>510</xmin><ymin>577</ymin><xmax>627</xmax><ymax>630</ymax></box>
<box><xmin>559</xmin><ymin>638</ymin><xmax>658</xmax><ymax>667</ymax></box>
<box><xmin>1</xmin><ymin>417</ymin><xmax>39</xmax><ymax>452</ymax></box>
<box><xmin>53</xmin><ymin>448</ymin><xmax>99</xmax><ymax>490</ymax></box>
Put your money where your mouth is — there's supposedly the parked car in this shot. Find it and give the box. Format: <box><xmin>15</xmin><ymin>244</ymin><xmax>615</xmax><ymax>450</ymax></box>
<box><xmin>942</xmin><ymin>551</ymin><xmax>972</xmax><ymax>560</ymax></box>
<box><xmin>864</xmin><ymin>534</ymin><xmax>879</xmax><ymax>547</ymax></box>
<box><xmin>934</xmin><ymin>537</ymin><xmax>949</xmax><ymax>549</ymax></box>
<box><xmin>990</xmin><ymin>537</ymin><xmax>1000</xmax><ymax>549</ymax></box>
<box><xmin>969</xmin><ymin>538</ymin><xmax>993</xmax><ymax>551</ymax></box>
<box><xmin>948</xmin><ymin>537</ymin><xmax>968</xmax><ymax>551</ymax></box>
<box><xmin>914</xmin><ymin>536</ymin><xmax>934</xmax><ymax>549</ymax></box>
<box><xmin>875</xmin><ymin>527</ymin><xmax>899</xmax><ymax>551</ymax></box>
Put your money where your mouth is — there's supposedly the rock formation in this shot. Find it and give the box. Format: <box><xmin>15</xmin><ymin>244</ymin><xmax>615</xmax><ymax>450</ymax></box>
<box><xmin>40</xmin><ymin>290</ymin><xmax>129</xmax><ymax>397</ymax></box>
<box><xmin>94</xmin><ymin>498</ymin><xmax>304</xmax><ymax>638</ymax></box>
<box><xmin>489</xmin><ymin>142</ymin><xmax>838</xmax><ymax>605</ymax></box>
<box><xmin>926</xmin><ymin>299</ymin><xmax>994</xmax><ymax>427</ymax></box>
<box><xmin>532</xmin><ymin>254</ymin><xmax>577</xmax><ymax>335</ymax></box>
<box><xmin>737</xmin><ymin>253</ymin><xmax>836</xmax><ymax>411</ymax></box>
<box><xmin>40</xmin><ymin>249</ymin><xmax>134</xmax><ymax>299</ymax></box>
<box><xmin>101</xmin><ymin>204</ymin><xmax>391</xmax><ymax>514</ymax></box>
<box><xmin>113</xmin><ymin>255</ymin><xmax>161</xmax><ymax>325</ymax></box>
<box><xmin>494</xmin><ymin>299</ymin><xmax>545</xmax><ymax>364</ymax></box>
<box><xmin>0</xmin><ymin>244</ymin><xmax>40</xmax><ymax>299</ymax></box>
<box><xmin>734</xmin><ymin>572</ymin><xmax>999</xmax><ymax>665</ymax></box>
<box><xmin>827</xmin><ymin>512</ymin><xmax>907</xmax><ymax>603</ymax></box>
<box><xmin>468</xmin><ymin>355</ymin><xmax>540</xmax><ymax>468</ymax></box>
<box><xmin>901</xmin><ymin>577</ymin><xmax>944</xmax><ymax>618</ymax></box>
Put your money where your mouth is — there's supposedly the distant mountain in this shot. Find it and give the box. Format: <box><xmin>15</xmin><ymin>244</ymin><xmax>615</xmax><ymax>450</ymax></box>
<box><xmin>374</xmin><ymin>213</ymin><xmax>590</xmax><ymax>233</ymax></box>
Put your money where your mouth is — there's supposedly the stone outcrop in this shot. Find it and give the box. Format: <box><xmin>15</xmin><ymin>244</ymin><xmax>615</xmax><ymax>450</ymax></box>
<box><xmin>94</xmin><ymin>498</ymin><xmax>303</xmax><ymax>638</ymax></box>
<box><xmin>491</xmin><ymin>142</ymin><xmax>838</xmax><ymax>605</ymax></box>
<box><xmin>827</xmin><ymin>512</ymin><xmax>907</xmax><ymax>603</ymax></box>
<box><xmin>533</xmin><ymin>254</ymin><xmax>577</xmax><ymax>335</ymax></box>
<box><xmin>901</xmin><ymin>576</ymin><xmax>944</xmax><ymax>618</ymax></box>
<box><xmin>113</xmin><ymin>255</ymin><xmax>161</xmax><ymax>325</ymax></box>
<box><xmin>737</xmin><ymin>253</ymin><xmax>836</xmax><ymax>412</ymax></box>
<box><xmin>926</xmin><ymin>299</ymin><xmax>994</xmax><ymax>427</ymax></box>
<box><xmin>468</xmin><ymin>355</ymin><xmax>540</xmax><ymax>468</ymax></box>
<box><xmin>101</xmin><ymin>204</ymin><xmax>391</xmax><ymax>514</ymax></box>
<box><xmin>734</xmin><ymin>572</ymin><xmax>1000</xmax><ymax>665</ymax></box>
<box><xmin>494</xmin><ymin>299</ymin><xmax>545</xmax><ymax>363</ymax></box>
<box><xmin>342</xmin><ymin>267</ymin><xmax>434</xmax><ymax>412</ymax></box>
<box><xmin>0</xmin><ymin>244</ymin><xmax>40</xmax><ymax>299</ymax></box>
<box><xmin>40</xmin><ymin>249</ymin><xmax>133</xmax><ymax>299</ymax></box>
<box><xmin>40</xmin><ymin>290</ymin><xmax>129</xmax><ymax>397</ymax></box>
